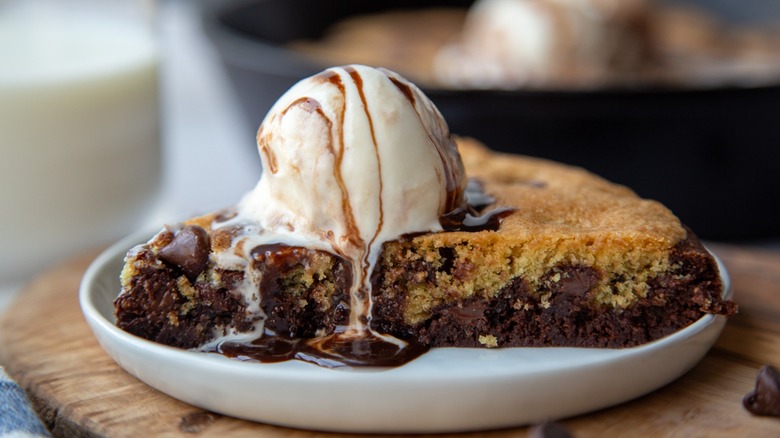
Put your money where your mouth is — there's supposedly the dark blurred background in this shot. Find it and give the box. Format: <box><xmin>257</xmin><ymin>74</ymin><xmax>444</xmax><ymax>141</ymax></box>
<box><xmin>198</xmin><ymin>0</ymin><xmax>780</xmax><ymax>242</ymax></box>
<box><xmin>677</xmin><ymin>0</ymin><xmax>780</xmax><ymax>23</ymax></box>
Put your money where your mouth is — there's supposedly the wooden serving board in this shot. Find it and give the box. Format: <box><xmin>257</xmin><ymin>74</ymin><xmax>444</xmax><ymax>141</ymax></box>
<box><xmin>1</xmin><ymin>245</ymin><xmax>779</xmax><ymax>437</ymax></box>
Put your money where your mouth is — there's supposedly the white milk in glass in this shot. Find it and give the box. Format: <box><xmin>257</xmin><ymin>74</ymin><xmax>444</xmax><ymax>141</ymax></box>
<box><xmin>0</xmin><ymin>3</ymin><xmax>161</xmax><ymax>282</ymax></box>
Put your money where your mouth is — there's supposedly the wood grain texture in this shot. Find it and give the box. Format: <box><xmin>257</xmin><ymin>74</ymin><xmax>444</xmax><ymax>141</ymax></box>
<box><xmin>1</xmin><ymin>245</ymin><xmax>779</xmax><ymax>437</ymax></box>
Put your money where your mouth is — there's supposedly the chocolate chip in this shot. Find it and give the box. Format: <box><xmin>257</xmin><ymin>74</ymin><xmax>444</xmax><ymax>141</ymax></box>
<box><xmin>743</xmin><ymin>364</ymin><xmax>780</xmax><ymax>417</ymax></box>
<box><xmin>447</xmin><ymin>301</ymin><xmax>486</xmax><ymax>323</ymax></box>
<box><xmin>559</xmin><ymin>267</ymin><xmax>598</xmax><ymax>296</ymax></box>
<box><xmin>543</xmin><ymin>266</ymin><xmax>599</xmax><ymax>297</ymax></box>
<box><xmin>179</xmin><ymin>411</ymin><xmax>220</xmax><ymax>433</ymax></box>
<box><xmin>158</xmin><ymin>225</ymin><xmax>211</xmax><ymax>282</ymax></box>
<box><xmin>529</xmin><ymin>421</ymin><xmax>574</xmax><ymax>438</ymax></box>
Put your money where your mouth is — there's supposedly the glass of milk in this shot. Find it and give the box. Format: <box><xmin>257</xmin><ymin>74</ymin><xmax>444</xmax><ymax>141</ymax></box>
<box><xmin>0</xmin><ymin>0</ymin><xmax>161</xmax><ymax>283</ymax></box>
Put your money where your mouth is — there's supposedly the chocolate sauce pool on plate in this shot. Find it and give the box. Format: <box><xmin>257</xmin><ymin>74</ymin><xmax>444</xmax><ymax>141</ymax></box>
<box><xmin>216</xmin><ymin>330</ymin><xmax>428</xmax><ymax>368</ymax></box>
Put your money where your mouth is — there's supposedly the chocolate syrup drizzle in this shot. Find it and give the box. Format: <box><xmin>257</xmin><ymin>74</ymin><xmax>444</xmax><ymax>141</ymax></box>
<box><xmin>441</xmin><ymin>180</ymin><xmax>516</xmax><ymax>232</ymax></box>
<box><xmin>214</xmin><ymin>67</ymin><xmax>513</xmax><ymax>368</ymax></box>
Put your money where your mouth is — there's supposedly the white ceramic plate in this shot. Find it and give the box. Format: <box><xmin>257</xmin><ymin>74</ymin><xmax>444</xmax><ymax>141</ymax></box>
<box><xmin>80</xmin><ymin>229</ymin><xmax>732</xmax><ymax>433</ymax></box>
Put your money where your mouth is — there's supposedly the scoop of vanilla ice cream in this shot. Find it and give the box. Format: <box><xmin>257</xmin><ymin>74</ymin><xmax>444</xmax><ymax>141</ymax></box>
<box><xmin>434</xmin><ymin>0</ymin><xmax>651</xmax><ymax>88</ymax></box>
<box><xmin>238</xmin><ymin>65</ymin><xmax>466</xmax><ymax>264</ymax></box>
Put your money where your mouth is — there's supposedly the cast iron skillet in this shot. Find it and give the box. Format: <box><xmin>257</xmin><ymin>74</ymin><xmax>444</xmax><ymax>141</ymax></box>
<box><xmin>200</xmin><ymin>0</ymin><xmax>780</xmax><ymax>241</ymax></box>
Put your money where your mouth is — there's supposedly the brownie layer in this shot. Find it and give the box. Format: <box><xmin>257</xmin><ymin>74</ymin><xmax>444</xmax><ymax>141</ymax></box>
<box><xmin>373</xmin><ymin>231</ymin><xmax>733</xmax><ymax>348</ymax></box>
<box><xmin>115</xmin><ymin>244</ymin><xmax>251</xmax><ymax>348</ymax></box>
<box><xmin>115</xmin><ymin>232</ymin><xmax>350</xmax><ymax>349</ymax></box>
<box><xmin>115</xmin><ymin>228</ymin><xmax>734</xmax><ymax>350</ymax></box>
